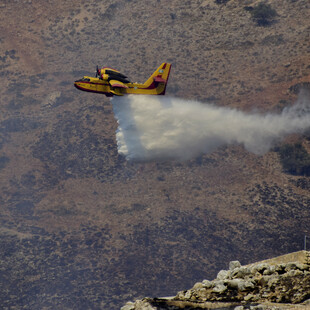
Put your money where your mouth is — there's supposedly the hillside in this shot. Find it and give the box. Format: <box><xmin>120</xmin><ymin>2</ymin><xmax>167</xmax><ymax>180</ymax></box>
<box><xmin>0</xmin><ymin>0</ymin><xmax>309</xmax><ymax>309</ymax></box>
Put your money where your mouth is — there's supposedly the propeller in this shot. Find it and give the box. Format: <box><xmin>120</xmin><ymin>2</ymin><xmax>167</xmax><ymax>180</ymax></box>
<box><xmin>96</xmin><ymin>65</ymin><xmax>100</xmax><ymax>78</ymax></box>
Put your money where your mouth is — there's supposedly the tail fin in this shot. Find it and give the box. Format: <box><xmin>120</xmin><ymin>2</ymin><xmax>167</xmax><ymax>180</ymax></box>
<box><xmin>143</xmin><ymin>63</ymin><xmax>172</xmax><ymax>95</ymax></box>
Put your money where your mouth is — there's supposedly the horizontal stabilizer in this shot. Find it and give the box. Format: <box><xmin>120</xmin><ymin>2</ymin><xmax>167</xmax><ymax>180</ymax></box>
<box><xmin>109</xmin><ymin>80</ymin><xmax>128</xmax><ymax>88</ymax></box>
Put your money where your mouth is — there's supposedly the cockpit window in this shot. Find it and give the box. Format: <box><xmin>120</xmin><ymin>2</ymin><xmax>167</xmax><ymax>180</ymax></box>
<box><xmin>82</xmin><ymin>78</ymin><xmax>90</xmax><ymax>82</ymax></box>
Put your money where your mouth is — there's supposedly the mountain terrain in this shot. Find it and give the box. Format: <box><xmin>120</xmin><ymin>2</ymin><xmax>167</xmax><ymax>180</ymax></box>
<box><xmin>0</xmin><ymin>0</ymin><xmax>309</xmax><ymax>309</ymax></box>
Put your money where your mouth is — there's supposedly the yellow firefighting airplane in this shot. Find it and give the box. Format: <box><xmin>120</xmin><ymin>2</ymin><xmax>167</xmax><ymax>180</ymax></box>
<box><xmin>74</xmin><ymin>63</ymin><xmax>171</xmax><ymax>97</ymax></box>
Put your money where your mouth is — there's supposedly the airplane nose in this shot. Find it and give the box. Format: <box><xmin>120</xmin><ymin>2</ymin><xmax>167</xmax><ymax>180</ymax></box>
<box><xmin>74</xmin><ymin>81</ymin><xmax>80</xmax><ymax>90</ymax></box>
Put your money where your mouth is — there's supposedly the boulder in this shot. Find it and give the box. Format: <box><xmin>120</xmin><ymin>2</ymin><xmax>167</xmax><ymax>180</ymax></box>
<box><xmin>266</xmin><ymin>275</ymin><xmax>279</xmax><ymax>288</ymax></box>
<box><xmin>121</xmin><ymin>302</ymin><xmax>135</xmax><ymax>310</ymax></box>
<box><xmin>283</xmin><ymin>269</ymin><xmax>303</xmax><ymax>277</ymax></box>
<box><xmin>227</xmin><ymin>279</ymin><xmax>241</xmax><ymax>289</ymax></box>
<box><xmin>258</xmin><ymin>275</ymin><xmax>271</xmax><ymax>286</ymax></box>
<box><xmin>229</xmin><ymin>260</ymin><xmax>241</xmax><ymax>271</ymax></box>
<box><xmin>285</xmin><ymin>262</ymin><xmax>298</xmax><ymax>271</ymax></box>
<box><xmin>217</xmin><ymin>269</ymin><xmax>230</xmax><ymax>280</ymax></box>
<box><xmin>239</xmin><ymin>280</ymin><xmax>255</xmax><ymax>291</ymax></box>
<box><xmin>184</xmin><ymin>290</ymin><xmax>192</xmax><ymax>299</ymax></box>
<box><xmin>202</xmin><ymin>279</ymin><xmax>213</xmax><ymax>288</ymax></box>
<box><xmin>262</xmin><ymin>265</ymin><xmax>276</xmax><ymax>275</ymax></box>
<box><xmin>193</xmin><ymin>282</ymin><xmax>204</xmax><ymax>289</ymax></box>
<box><xmin>243</xmin><ymin>293</ymin><xmax>255</xmax><ymax>301</ymax></box>
<box><xmin>212</xmin><ymin>281</ymin><xmax>227</xmax><ymax>294</ymax></box>
<box><xmin>275</xmin><ymin>263</ymin><xmax>286</xmax><ymax>274</ymax></box>
<box><xmin>231</xmin><ymin>266</ymin><xmax>252</xmax><ymax>279</ymax></box>
<box><xmin>253</xmin><ymin>263</ymin><xmax>269</xmax><ymax>274</ymax></box>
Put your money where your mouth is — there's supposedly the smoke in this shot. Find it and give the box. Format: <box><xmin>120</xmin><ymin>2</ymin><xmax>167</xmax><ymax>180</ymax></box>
<box><xmin>112</xmin><ymin>92</ymin><xmax>310</xmax><ymax>161</ymax></box>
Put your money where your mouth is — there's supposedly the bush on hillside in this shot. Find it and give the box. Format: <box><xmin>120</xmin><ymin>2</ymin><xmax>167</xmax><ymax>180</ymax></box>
<box><xmin>247</xmin><ymin>2</ymin><xmax>277</xmax><ymax>26</ymax></box>
<box><xmin>277</xmin><ymin>143</ymin><xmax>310</xmax><ymax>176</ymax></box>
<box><xmin>215</xmin><ymin>0</ymin><xmax>230</xmax><ymax>4</ymax></box>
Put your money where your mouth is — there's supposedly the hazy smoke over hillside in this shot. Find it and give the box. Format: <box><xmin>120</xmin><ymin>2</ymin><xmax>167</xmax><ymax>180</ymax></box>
<box><xmin>112</xmin><ymin>92</ymin><xmax>310</xmax><ymax>161</ymax></box>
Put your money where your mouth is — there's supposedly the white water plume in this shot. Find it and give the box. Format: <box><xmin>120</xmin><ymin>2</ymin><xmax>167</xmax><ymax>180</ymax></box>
<box><xmin>112</xmin><ymin>92</ymin><xmax>310</xmax><ymax>161</ymax></box>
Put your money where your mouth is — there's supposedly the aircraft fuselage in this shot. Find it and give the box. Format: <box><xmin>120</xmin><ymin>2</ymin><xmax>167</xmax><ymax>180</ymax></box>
<box><xmin>74</xmin><ymin>77</ymin><xmax>166</xmax><ymax>97</ymax></box>
<box><xmin>74</xmin><ymin>63</ymin><xmax>172</xmax><ymax>97</ymax></box>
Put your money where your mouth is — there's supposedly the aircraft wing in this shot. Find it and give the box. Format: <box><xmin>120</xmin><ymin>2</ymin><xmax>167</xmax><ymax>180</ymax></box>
<box><xmin>109</xmin><ymin>80</ymin><xmax>128</xmax><ymax>88</ymax></box>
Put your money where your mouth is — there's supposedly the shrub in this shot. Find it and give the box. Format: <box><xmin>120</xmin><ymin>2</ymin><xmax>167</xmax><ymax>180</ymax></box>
<box><xmin>215</xmin><ymin>0</ymin><xmax>230</xmax><ymax>4</ymax></box>
<box><xmin>277</xmin><ymin>143</ymin><xmax>310</xmax><ymax>176</ymax></box>
<box><xmin>0</xmin><ymin>156</ymin><xmax>9</xmax><ymax>170</ymax></box>
<box><xmin>248</xmin><ymin>2</ymin><xmax>277</xmax><ymax>26</ymax></box>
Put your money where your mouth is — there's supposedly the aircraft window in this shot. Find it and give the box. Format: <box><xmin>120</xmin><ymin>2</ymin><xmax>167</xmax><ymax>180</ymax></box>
<box><xmin>82</xmin><ymin>78</ymin><xmax>91</xmax><ymax>82</ymax></box>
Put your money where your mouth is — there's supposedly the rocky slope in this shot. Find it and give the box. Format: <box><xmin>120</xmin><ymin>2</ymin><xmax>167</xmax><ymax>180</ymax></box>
<box><xmin>122</xmin><ymin>251</ymin><xmax>310</xmax><ymax>309</ymax></box>
<box><xmin>0</xmin><ymin>0</ymin><xmax>309</xmax><ymax>309</ymax></box>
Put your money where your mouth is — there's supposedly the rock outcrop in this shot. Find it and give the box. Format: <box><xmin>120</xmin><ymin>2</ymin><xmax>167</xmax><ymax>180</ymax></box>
<box><xmin>122</xmin><ymin>252</ymin><xmax>310</xmax><ymax>309</ymax></box>
<box><xmin>176</xmin><ymin>260</ymin><xmax>310</xmax><ymax>305</ymax></box>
